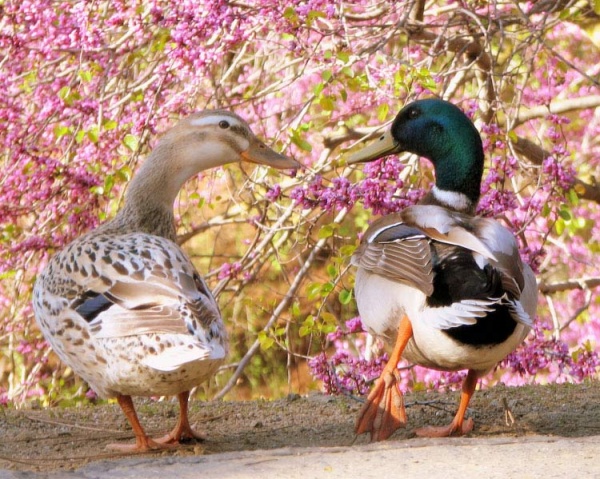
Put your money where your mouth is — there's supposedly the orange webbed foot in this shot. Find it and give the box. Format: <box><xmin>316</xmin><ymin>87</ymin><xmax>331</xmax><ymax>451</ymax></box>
<box><xmin>153</xmin><ymin>423</ymin><xmax>206</xmax><ymax>445</ymax></box>
<box><xmin>106</xmin><ymin>435</ymin><xmax>179</xmax><ymax>452</ymax></box>
<box><xmin>153</xmin><ymin>391</ymin><xmax>206</xmax><ymax>445</ymax></box>
<box><xmin>414</xmin><ymin>417</ymin><xmax>474</xmax><ymax>437</ymax></box>
<box><xmin>415</xmin><ymin>369</ymin><xmax>479</xmax><ymax>438</ymax></box>
<box><xmin>356</xmin><ymin>369</ymin><xmax>407</xmax><ymax>441</ymax></box>
<box><xmin>356</xmin><ymin>316</ymin><xmax>413</xmax><ymax>442</ymax></box>
<box><xmin>108</xmin><ymin>395</ymin><xmax>182</xmax><ymax>452</ymax></box>
<box><xmin>108</xmin><ymin>392</ymin><xmax>204</xmax><ymax>453</ymax></box>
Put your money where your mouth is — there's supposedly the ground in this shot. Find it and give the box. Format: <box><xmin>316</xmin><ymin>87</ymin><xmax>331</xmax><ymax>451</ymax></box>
<box><xmin>1</xmin><ymin>381</ymin><xmax>600</xmax><ymax>473</ymax></box>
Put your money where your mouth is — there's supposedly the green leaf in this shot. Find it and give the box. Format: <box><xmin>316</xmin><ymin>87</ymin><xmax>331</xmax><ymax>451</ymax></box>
<box><xmin>567</xmin><ymin>188</ymin><xmax>579</xmax><ymax>206</ymax></box>
<box><xmin>307</xmin><ymin>9</ymin><xmax>325</xmax><ymax>26</ymax></box>
<box><xmin>541</xmin><ymin>203</ymin><xmax>551</xmax><ymax>217</ymax></box>
<box><xmin>103</xmin><ymin>119</ymin><xmax>118</xmax><ymax>130</ymax></box>
<box><xmin>258</xmin><ymin>331</ymin><xmax>275</xmax><ymax>350</ymax></box>
<box><xmin>558</xmin><ymin>207</ymin><xmax>571</xmax><ymax>221</ymax></box>
<box><xmin>377</xmin><ymin>103</ymin><xmax>389</xmax><ymax>122</ymax></box>
<box><xmin>322</xmin><ymin>70</ymin><xmax>332</xmax><ymax>82</ymax></box>
<box><xmin>555</xmin><ymin>218</ymin><xmax>565</xmax><ymax>235</ymax></box>
<box><xmin>273</xmin><ymin>327</ymin><xmax>286</xmax><ymax>337</ymax></box>
<box><xmin>318</xmin><ymin>224</ymin><xmax>335</xmax><ymax>239</ymax></box>
<box><xmin>326</xmin><ymin>264</ymin><xmax>337</xmax><ymax>278</ymax></box>
<box><xmin>339</xmin><ymin>244</ymin><xmax>357</xmax><ymax>257</ymax></box>
<box><xmin>320</xmin><ymin>311</ymin><xmax>337</xmax><ymax>324</ymax></box>
<box><xmin>116</xmin><ymin>165</ymin><xmax>132</xmax><ymax>181</ymax></box>
<box><xmin>298</xmin><ymin>326</ymin><xmax>311</xmax><ymax>338</ymax></box>
<box><xmin>0</xmin><ymin>270</ymin><xmax>17</xmax><ymax>280</ymax></box>
<box><xmin>283</xmin><ymin>6</ymin><xmax>297</xmax><ymax>23</ymax></box>
<box><xmin>151</xmin><ymin>28</ymin><xmax>171</xmax><ymax>52</ymax></box>
<box><xmin>337</xmin><ymin>51</ymin><xmax>350</xmax><ymax>63</ymax></box>
<box><xmin>290</xmin><ymin>131</ymin><xmax>312</xmax><ymax>152</ymax></box>
<box><xmin>78</xmin><ymin>70</ymin><xmax>93</xmax><ymax>83</ymax></box>
<box><xmin>58</xmin><ymin>86</ymin><xmax>80</xmax><ymax>105</ymax></box>
<box><xmin>58</xmin><ymin>86</ymin><xmax>71</xmax><ymax>101</ymax></box>
<box><xmin>320</xmin><ymin>282</ymin><xmax>334</xmax><ymax>296</ymax></box>
<box><xmin>54</xmin><ymin>125</ymin><xmax>71</xmax><ymax>138</ymax></box>
<box><xmin>123</xmin><ymin>134</ymin><xmax>139</xmax><ymax>151</ymax></box>
<box><xmin>339</xmin><ymin>289</ymin><xmax>353</xmax><ymax>305</ymax></box>
<box><xmin>299</xmin><ymin>315</ymin><xmax>315</xmax><ymax>337</ymax></box>
<box><xmin>319</xmin><ymin>96</ymin><xmax>335</xmax><ymax>111</ymax></box>
<box><xmin>104</xmin><ymin>174</ymin><xmax>114</xmax><ymax>194</ymax></box>
<box><xmin>87</xmin><ymin>126</ymin><xmax>99</xmax><ymax>144</ymax></box>
<box><xmin>307</xmin><ymin>282</ymin><xmax>323</xmax><ymax>301</ymax></box>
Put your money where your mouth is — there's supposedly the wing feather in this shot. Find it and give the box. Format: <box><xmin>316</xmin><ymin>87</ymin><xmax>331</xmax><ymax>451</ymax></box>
<box><xmin>90</xmin><ymin>305</ymin><xmax>189</xmax><ymax>338</ymax></box>
<box><xmin>57</xmin><ymin>233</ymin><xmax>222</xmax><ymax>340</ymax></box>
<box><xmin>353</xmin><ymin>204</ymin><xmax>538</xmax><ymax>329</ymax></box>
<box><xmin>353</xmin><ymin>227</ymin><xmax>434</xmax><ymax>295</ymax></box>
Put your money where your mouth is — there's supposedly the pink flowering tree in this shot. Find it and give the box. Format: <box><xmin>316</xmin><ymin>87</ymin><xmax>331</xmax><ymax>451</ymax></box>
<box><xmin>1</xmin><ymin>1</ymin><xmax>599</xmax><ymax>406</ymax></box>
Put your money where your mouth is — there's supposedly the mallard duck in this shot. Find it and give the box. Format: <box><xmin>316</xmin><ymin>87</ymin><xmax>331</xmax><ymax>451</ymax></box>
<box><xmin>33</xmin><ymin>111</ymin><xmax>300</xmax><ymax>452</ymax></box>
<box><xmin>348</xmin><ymin>99</ymin><xmax>537</xmax><ymax>440</ymax></box>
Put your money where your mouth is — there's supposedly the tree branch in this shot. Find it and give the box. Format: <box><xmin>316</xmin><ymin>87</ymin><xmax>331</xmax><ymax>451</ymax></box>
<box><xmin>408</xmin><ymin>0</ymin><xmax>426</xmax><ymax>22</ymax></box>
<box><xmin>177</xmin><ymin>213</ymin><xmax>244</xmax><ymax>246</ymax></box>
<box><xmin>213</xmin><ymin>207</ymin><xmax>350</xmax><ymax>400</ymax></box>
<box><xmin>512</xmin><ymin>136</ymin><xmax>600</xmax><ymax>203</ymax></box>
<box><xmin>539</xmin><ymin>277</ymin><xmax>600</xmax><ymax>294</ymax></box>
<box><xmin>514</xmin><ymin>95</ymin><xmax>600</xmax><ymax>126</ymax></box>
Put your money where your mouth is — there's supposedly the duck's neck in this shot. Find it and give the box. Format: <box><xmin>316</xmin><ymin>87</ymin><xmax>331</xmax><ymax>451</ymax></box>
<box><xmin>98</xmin><ymin>144</ymin><xmax>184</xmax><ymax>241</ymax></box>
<box><xmin>421</xmin><ymin>138</ymin><xmax>483</xmax><ymax>215</ymax></box>
<box><xmin>420</xmin><ymin>186</ymin><xmax>477</xmax><ymax>215</ymax></box>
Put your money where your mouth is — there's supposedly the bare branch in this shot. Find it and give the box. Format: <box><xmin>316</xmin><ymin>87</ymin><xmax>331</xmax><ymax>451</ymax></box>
<box><xmin>176</xmin><ymin>214</ymin><xmax>245</xmax><ymax>246</ymax></box>
<box><xmin>408</xmin><ymin>0</ymin><xmax>426</xmax><ymax>22</ymax></box>
<box><xmin>514</xmin><ymin>95</ymin><xmax>600</xmax><ymax>126</ymax></box>
<box><xmin>213</xmin><ymin>207</ymin><xmax>350</xmax><ymax>400</ymax></box>
<box><xmin>512</xmin><ymin>136</ymin><xmax>600</xmax><ymax>203</ymax></box>
<box><xmin>539</xmin><ymin>277</ymin><xmax>600</xmax><ymax>294</ymax></box>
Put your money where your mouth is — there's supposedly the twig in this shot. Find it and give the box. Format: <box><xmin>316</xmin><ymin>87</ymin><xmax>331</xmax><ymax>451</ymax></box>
<box><xmin>23</xmin><ymin>413</ymin><xmax>125</xmax><ymax>434</ymax></box>
<box><xmin>561</xmin><ymin>288</ymin><xmax>593</xmax><ymax>331</ymax></box>
<box><xmin>539</xmin><ymin>277</ymin><xmax>600</xmax><ymax>294</ymax></box>
<box><xmin>514</xmin><ymin>95</ymin><xmax>600</xmax><ymax>126</ymax></box>
<box><xmin>213</xmin><ymin>207</ymin><xmax>349</xmax><ymax>400</ymax></box>
<box><xmin>503</xmin><ymin>397</ymin><xmax>515</xmax><ymax>427</ymax></box>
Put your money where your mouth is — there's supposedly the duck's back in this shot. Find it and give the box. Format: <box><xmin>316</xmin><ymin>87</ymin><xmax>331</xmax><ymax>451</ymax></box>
<box><xmin>352</xmin><ymin>204</ymin><xmax>536</xmax><ymax>371</ymax></box>
<box><xmin>34</xmin><ymin>231</ymin><xmax>227</xmax><ymax>398</ymax></box>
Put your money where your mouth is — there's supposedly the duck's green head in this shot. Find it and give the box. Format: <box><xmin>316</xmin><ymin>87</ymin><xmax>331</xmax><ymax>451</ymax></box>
<box><xmin>349</xmin><ymin>99</ymin><xmax>484</xmax><ymax>205</ymax></box>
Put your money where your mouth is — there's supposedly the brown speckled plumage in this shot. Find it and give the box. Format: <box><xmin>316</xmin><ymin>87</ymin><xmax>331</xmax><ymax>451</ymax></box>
<box><xmin>33</xmin><ymin>111</ymin><xmax>300</xmax><ymax>451</ymax></box>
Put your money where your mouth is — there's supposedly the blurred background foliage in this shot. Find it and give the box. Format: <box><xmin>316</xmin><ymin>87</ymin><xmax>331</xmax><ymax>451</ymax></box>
<box><xmin>1</xmin><ymin>0</ymin><xmax>600</xmax><ymax>407</ymax></box>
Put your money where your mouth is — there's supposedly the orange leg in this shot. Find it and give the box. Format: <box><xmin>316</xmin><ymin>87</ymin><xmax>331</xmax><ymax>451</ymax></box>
<box><xmin>415</xmin><ymin>369</ymin><xmax>478</xmax><ymax>437</ymax></box>
<box><xmin>154</xmin><ymin>391</ymin><xmax>206</xmax><ymax>444</ymax></box>
<box><xmin>355</xmin><ymin>315</ymin><xmax>413</xmax><ymax>441</ymax></box>
<box><xmin>107</xmin><ymin>395</ymin><xmax>178</xmax><ymax>452</ymax></box>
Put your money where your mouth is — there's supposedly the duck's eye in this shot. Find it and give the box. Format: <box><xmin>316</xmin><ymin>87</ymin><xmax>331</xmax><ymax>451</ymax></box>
<box><xmin>408</xmin><ymin>108</ymin><xmax>420</xmax><ymax>119</ymax></box>
<box><xmin>218</xmin><ymin>120</ymin><xmax>230</xmax><ymax>129</ymax></box>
